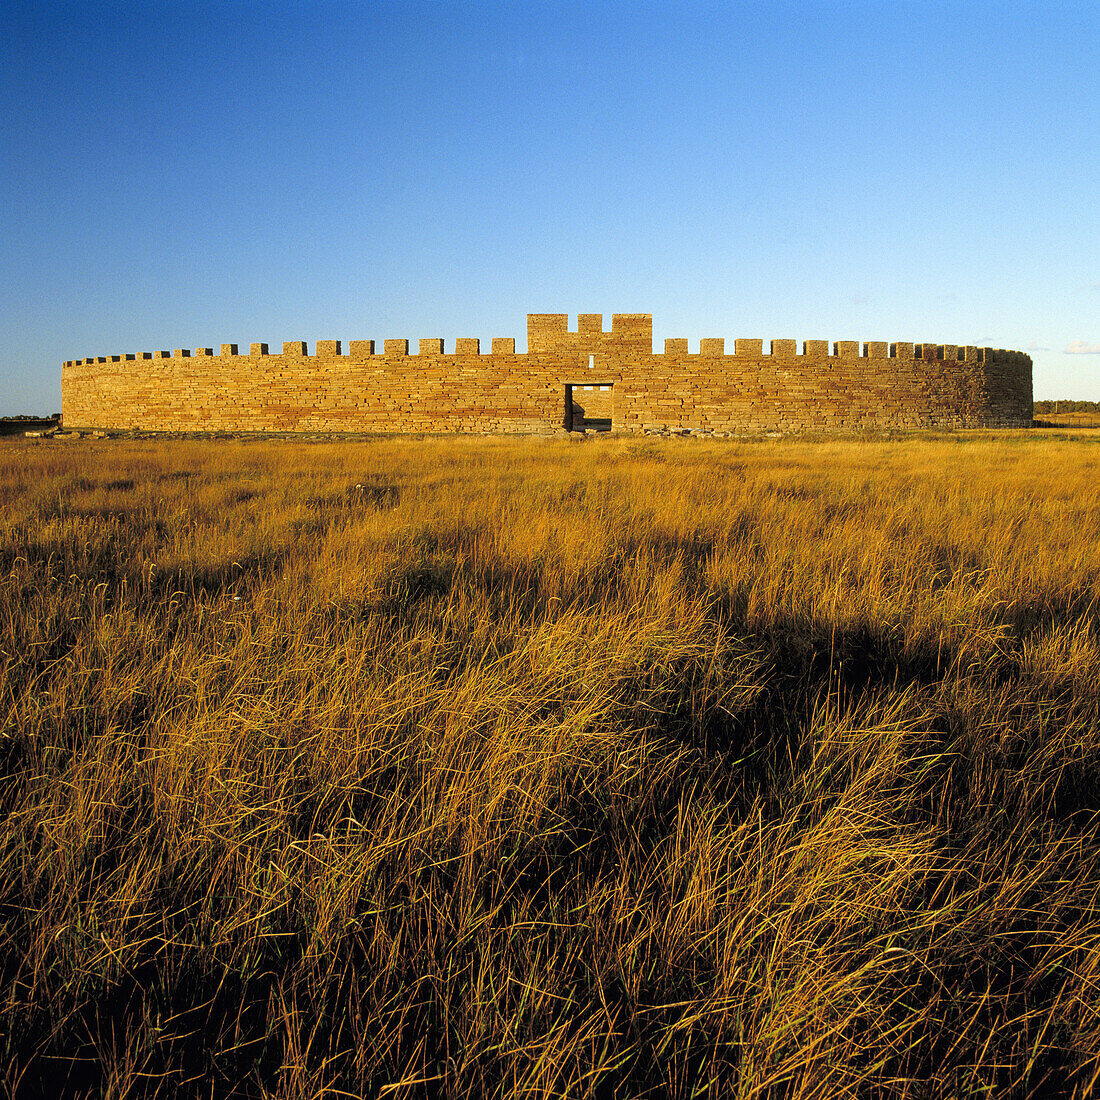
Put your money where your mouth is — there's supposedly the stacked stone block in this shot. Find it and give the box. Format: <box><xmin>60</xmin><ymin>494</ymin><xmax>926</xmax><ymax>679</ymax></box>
<box><xmin>61</xmin><ymin>313</ymin><xmax>1033</xmax><ymax>434</ymax></box>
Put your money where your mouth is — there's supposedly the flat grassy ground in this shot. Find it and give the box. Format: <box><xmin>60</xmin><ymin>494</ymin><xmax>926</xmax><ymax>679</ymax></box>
<box><xmin>2</xmin><ymin>431</ymin><xmax>1100</xmax><ymax>1099</ymax></box>
<box><xmin>1036</xmin><ymin>414</ymin><xmax>1100</xmax><ymax>428</ymax></box>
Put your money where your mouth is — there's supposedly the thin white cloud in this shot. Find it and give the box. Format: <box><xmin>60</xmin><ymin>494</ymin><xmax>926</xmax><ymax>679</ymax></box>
<box><xmin>1027</xmin><ymin>343</ymin><xmax>1051</xmax><ymax>352</ymax></box>
<box><xmin>1065</xmin><ymin>341</ymin><xmax>1100</xmax><ymax>354</ymax></box>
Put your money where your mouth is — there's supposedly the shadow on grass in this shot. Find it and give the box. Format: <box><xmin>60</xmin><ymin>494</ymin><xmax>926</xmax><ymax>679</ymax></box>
<box><xmin>6</xmin><ymin>534</ymin><xmax>1100</xmax><ymax>1097</ymax></box>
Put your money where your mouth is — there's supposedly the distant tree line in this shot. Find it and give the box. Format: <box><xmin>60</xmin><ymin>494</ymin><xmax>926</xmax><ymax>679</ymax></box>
<box><xmin>1034</xmin><ymin>400</ymin><xmax>1100</xmax><ymax>414</ymax></box>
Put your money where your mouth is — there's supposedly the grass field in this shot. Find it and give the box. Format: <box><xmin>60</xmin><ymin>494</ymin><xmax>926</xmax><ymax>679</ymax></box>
<box><xmin>1035</xmin><ymin>414</ymin><xmax>1100</xmax><ymax>428</ymax></box>
<box><xmin>3</xmin><ymin>430</ymin><xmax>1100</xmax><ymax>1098</ymax></box>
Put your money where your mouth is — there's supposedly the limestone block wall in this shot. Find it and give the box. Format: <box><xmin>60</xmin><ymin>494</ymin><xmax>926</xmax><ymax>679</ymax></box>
<box><xmin>571</xmin><ymin>385</ymin><xmax>614</xmax><ymax>425</ymax></box>
<box><xmin>62</xmin><ymin>313</ymin><xmax>1033</xmax><ymax>434</ymax></box>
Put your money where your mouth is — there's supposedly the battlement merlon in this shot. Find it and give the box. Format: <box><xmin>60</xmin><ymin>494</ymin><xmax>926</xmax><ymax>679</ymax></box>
<box><xmin>527</xmin><ymin>313</ymin><xmax>653</xmax><ymax>354</ymax></box>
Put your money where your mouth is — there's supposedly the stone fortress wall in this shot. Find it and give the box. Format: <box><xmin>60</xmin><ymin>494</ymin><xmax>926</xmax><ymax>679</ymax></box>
<box><xmin>62</xmin><ymin>313</ymin><xmax>1033</xmax><ymax>434</ymax></box>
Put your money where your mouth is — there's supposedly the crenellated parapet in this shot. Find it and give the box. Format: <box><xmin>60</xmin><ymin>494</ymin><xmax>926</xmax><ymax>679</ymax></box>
<box><xmin>527</xmin><ymin>313</ymin><xmax>653</xmax><ymax>356</ymax></box>
<box><xmin>61</xmin><ymin>312</ymin><xmax>1033</xmax><ymax>434</ymax></box>
<box><xmin>62</xmin><ymin>328</ymin><xmax>1029</xmax><ymax>369</ymax></box>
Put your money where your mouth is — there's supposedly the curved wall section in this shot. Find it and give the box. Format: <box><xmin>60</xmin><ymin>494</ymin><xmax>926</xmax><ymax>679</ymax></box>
<box><xmin>62</xmin><ymin>314</ymin><xmax>1033</xmax><ymax>434</ymax></box>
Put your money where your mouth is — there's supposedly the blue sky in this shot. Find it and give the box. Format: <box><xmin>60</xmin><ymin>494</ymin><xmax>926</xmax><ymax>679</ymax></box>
<box><xmin>2</xmin><ymin>0</ymin><xmax>1098</xmax><ymax>414</ymax></box>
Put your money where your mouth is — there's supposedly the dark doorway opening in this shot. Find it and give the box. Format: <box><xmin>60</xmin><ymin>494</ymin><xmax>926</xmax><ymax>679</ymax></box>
<box><xmin>564</xmin><ymin>383</ymin><xmax>613</xmax><ymax>432</ymax></box>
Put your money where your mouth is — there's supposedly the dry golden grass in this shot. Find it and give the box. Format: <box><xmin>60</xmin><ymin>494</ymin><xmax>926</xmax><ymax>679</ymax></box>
<box><xmin>2</xmin><ymin>429</ymin><xmax>1100</xmax><ymax>1098</ymax></box>
<box><xmin>1035</xmin><ymin>414</ymin><xmax>1100</xmax><ymax>428</ymax></box>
